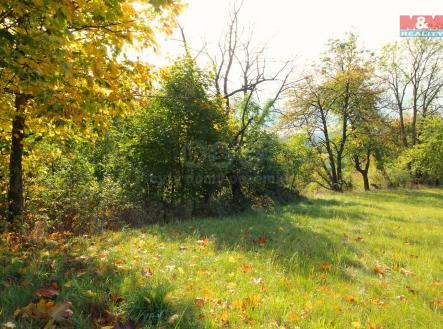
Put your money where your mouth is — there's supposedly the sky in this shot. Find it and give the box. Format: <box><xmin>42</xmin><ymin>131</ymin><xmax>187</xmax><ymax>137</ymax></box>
<box><xmin>146</xmin><ymin>0</ymin><xmax>442</xmax><ymax>68</ymax></box>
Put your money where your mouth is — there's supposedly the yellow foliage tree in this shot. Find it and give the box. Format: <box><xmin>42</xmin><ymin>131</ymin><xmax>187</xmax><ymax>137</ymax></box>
<box><xmin>0</xmin><ymin>0</ymin><xmax>183</xmax><ymax>223</ymax></box>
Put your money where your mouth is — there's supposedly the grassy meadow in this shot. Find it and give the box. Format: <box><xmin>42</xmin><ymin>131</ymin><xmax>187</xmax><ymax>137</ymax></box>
<box><xmin>1</xmin><ymin>188</ymin><xmax>442</xmax><ymax>328</ymax></box>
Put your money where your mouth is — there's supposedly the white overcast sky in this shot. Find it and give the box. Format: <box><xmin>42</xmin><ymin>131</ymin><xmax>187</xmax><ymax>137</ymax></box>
<box><xmin>144</xmin><ymin>0</ymin><xmax>442</xmax><ymax>68</ymax></box>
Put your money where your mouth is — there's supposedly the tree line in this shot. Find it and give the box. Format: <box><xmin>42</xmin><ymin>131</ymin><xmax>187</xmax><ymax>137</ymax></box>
<box><xmin>1</xmin><ymin>1</ymin><xmax>442</xmax><ymax>231</ymax></box>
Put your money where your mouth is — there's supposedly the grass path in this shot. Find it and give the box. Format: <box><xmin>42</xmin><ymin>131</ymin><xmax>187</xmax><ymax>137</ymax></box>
<box><xmin>1</xmin><ymin>189</ymin><xmax>442</xmax><ymax>328</ymax></box>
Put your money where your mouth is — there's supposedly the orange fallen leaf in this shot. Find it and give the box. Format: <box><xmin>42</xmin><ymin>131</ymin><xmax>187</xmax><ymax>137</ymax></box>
<box><xmin>109</xmin><ymin>294</ymin><xmax>123</xmax><ymax>304</ymax></box>
<box><xmin>242</xmin><ymin>264</ymin><xmax>253</xmax><ymax>273</ymax></box>
<box><xmin>345</xmin><ymin>294</ymin><xmax>356</xmax><ymax>303</ymax></box>
<box><xmin>114</xmin><ymin>259</ymin><xmax>125</xmax><ymax>269</ymax></box>
<box><xmin>220</xmin><ymin>312</ymin><xmax>229</xmax><ymax>325</ymax></box>
<box><xmin>255</xmin><ymin>236</ymin><xmax>268</xmax><ymax>246</ymax></box>
<box><xmin>288</xmin><ymin>313</ymin><xmax>300</xmax><ymax>322</ymax></box>
<box><xmin>320</xmin><ymin>263</ymin><xmax>332</xmax><ymax>270</ymax></box>
<box><xmin>373</xmin><ymin>265</ymin><xmax>384</xmax><ymax>275</ymax></box>
<box><xmin>406</xmin><ymin>286</ymin><xmax>417</xmax><ymax>294</ymax></box>
<box><xmin>197</xmin><ymin>236</ymin><xmax>209</xmax><ymax>246</ymax></box>
<box><xmin>433</xmin><ymin>299</ymin><xmax>443</xmax><ymax>307</ymax></box>
<box><xmin>371</xmin><ymin>298</ymin><xmax>384</xmax><ymax>306</ymax></box>
<box><xmin>355</xmin><ymin>236</ymin><xmax>364</xmax><ymax>242</ymax></box>
<box><xmin>242</xmin><ymin>294</ymin><xmax>262</xmax><ymax>308</ymax></box>
<box><xmin>194</xmin><ymin>297</ymin><xmax>205</xmax><ymax>307</ymax></box>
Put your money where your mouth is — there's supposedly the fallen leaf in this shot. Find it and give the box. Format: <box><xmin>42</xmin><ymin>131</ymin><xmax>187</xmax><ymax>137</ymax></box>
<box><xmin>231</xmin><ymin>300</ymin><xmax>242</xmax><ymax>309</ymax></box>
<box><xmin>197</xmin><ymin>236</ymin><xmax>209</xmax><ymax>246</ymax></box>
<box><xmin>397</xmin><ymin>295</ymin><xmax>407</xmax><ymax>301</ymax></box>
<box><xmin>83</xmin><ymin>290</ymin><xmax>96</xmax><ymax>297</ymax></box>
<box><xmin>114</xmin><ymin>259</ymin><xmax>125</xmax><ymax>269</ymax></box>
<box><xmin>2</xmin><ymin>322</ymin><xmax>16</xmax><ymax>328</ymax></box>
<box><xmin>288</xmin><ymin>313</ymin><xmax>300</xmax><ymax>322</ymax></box>
<box><xmin>345</xmin><ymin>295</ymin><xmax>356</xmax><ymax>303</ymax></box>
<box><xmin>252</xmin><ymin>277</ymin><xmax>263</xmax><ymax>285</ymax></box>
<box><xmin>406</xmin><ymin>286</ymin><xmax>417</xmax><ymax>294</ymax></box>
<box><xmin>399</xmin><ymin>268</ymin><xmax>414</xmax><ymax>276</ymax></box>
<box><xmin>141</xmin><ymin>268</ymin><xmax>153</xmax><ymax>279</ymax></box>
<box><xmin>320</xmin><ymin>263</ymin><xmax>332</xmax><ymax>270</ymax></box>
<box><xmin>433</xmin><ymin>299</ymin><xmax>443</xmax><ymax>307</ymax></box>
<box><xmin>373</xmin><ymin>265</ymin><xmax>384</xmax><ymax>275</ymax></box>
<box><xmin>109</xmin><ymin>294</ymin><xmax>123</xmax><ymax>304</ymax></box>
<box><xmin>255</xmin><ymin>236</ymin><xmax>268</xmax><ymax>246</ymax></box>
<box><xmin>168</xmin><ymin>314</ymin><xmax>180</xmax><ymax>324</ymax></box>
<box><xmin>194</xmin><ymin>297</ymin><xmax>205</xmax><ymax>307</ymax></box>
<box><xmin>355</xmin><ymin>236</ymin><xmax>364</xmax><ymax>242</ymax></box>
<box><xmin>371</xmin><ymin>298</ymin><xmax>384</xmax><ymax>306</ymax></box>
<box><xmin>301</xmin><ymin>305</ymin><xmax>312</xmax><ymax>319</ymax></box>
<box><xmin>220</xmin><ymin>312</ymin><xmax>229</xmax><ymax>325</ymax></box>
<box><xmin>48</xmin><ymin>301</ymin><xmax>73</xmax><ymax>324</ymax></box>
<box><xmin>242</xmin><ymin>264</ymin><xmax>253</xmax><ymax>273</ymax></box>
<box><xmin>36</xmin><ymin>286</ymin><xmax>59</xmax><ymax>299</ymax></box>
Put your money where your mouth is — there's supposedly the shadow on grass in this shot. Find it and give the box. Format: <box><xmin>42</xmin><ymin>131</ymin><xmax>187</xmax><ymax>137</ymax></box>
<box><xmin>148</xmin><ymin>196</ymin><xmax>370</xmax><ymax>283</ymax></box>
<box><xmin>0</xmin><ymin>241</ymin><xmax>202</xmax><ymax>329</ymax></box>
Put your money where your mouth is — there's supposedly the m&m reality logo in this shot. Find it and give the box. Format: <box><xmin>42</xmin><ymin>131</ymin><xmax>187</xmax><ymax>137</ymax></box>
<box><xmin>400</xmin><ymin>15</ymin><xmax>443</xmax><ymax>37</ymax></box>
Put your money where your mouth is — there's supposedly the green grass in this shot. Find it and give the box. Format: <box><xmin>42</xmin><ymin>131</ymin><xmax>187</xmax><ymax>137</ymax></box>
<box><xmin>1</xmin><ymin>188</ymin><xmax>442</xmax><ymax>328</ymax></box>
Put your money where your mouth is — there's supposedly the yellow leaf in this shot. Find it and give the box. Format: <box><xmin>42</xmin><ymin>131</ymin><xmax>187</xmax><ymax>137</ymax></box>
<box><xmin>288</xmin><ymin>313</ymin><xmax>300</xmax><ymax>322</ymax></box>
<box><xmin>220</xmin><ymin>312</ymin><xmax>229</xmax><ymax>324</ymax></box>
<box><xmin>231</xmin><ymin>299</ymin><xmax>242</xmax><ymax>309</ymax></box>
<box><xmin>399</xmin><ymin>268</ymin><xmax>414</xmax><ymax>276</ymax></box>
<box><xmin>83</xmin><ymin>290</ymin><xmax>96</xmax><ymax>297</ymax></box>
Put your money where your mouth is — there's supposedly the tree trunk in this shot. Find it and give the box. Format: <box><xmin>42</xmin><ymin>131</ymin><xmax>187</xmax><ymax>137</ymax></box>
<box><xmin>8</xmin><ymin>94</ymin><xmax>28</xmax><ymax>223</ymax></box>
<box><xmin>330</xmin><ymin>178</ymin><xmax>343</xmax><ymax>192</ymax></box>
<box><xmin>398</xmin><ymin>109</ymin><xmax>408</xmax><ymax>147</ymax></box>
<box><xmin>354</xmin><ymin>149</ymin><xmax>371</xmax><ymax>192</ymax></box>
<box><xmin>227</xmin><ymin>172</ymin><xmax>246</xmax><ymax>207</ymax></box>
<box><xmin>362</xmin><ymin>171</ymin><xmax>370</xmax><ymax>191</ymax></box>
<box><xmin>411</xmin><ymin>88</ymin><xmax>418</xmax><ymax>146</ymax></box>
